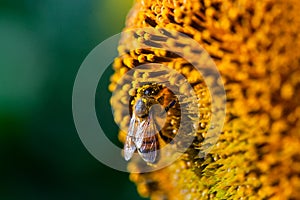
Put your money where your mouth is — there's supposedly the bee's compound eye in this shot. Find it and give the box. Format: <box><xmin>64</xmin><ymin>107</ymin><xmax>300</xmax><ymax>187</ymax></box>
<box><xmin>144</xmin><ymin>88</ymin><xmax>153</xmax><ymax>95</ymax></box>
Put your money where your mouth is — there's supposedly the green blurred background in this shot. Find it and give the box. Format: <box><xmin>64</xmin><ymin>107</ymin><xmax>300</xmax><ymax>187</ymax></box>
<box><xmin>0</xmin><ymin>0</ymin><xmax>146</xmax><ymax>199</ymax></box>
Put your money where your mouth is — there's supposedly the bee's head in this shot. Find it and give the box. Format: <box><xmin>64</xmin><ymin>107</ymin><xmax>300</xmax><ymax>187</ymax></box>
<box><xmin>133</xmin><ymin>83</ymin><xmax>162</xmax><ymax>118</ymax></box>
<box><xmin>137</xmin><ymin>83</ymin><xmax>162</xmax><ymax>97</ymax></box>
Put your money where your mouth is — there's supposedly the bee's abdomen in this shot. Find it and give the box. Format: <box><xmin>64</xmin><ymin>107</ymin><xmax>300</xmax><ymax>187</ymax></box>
<box><xmin>137</xmin><ymin>134</ymin><xmax>160</xmax><ymax>164</ymax></box>
<box><xmin>138</xmin><ymin>135</ymin><xmax>159</xmax><ymax>153</ymax></box>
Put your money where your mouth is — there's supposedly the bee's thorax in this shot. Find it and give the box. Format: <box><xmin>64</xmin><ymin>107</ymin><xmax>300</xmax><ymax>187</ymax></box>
<box><xmin>134</xmin><ymin>98</ymin><xmax>149</xmax><ymax>118</ymax></box>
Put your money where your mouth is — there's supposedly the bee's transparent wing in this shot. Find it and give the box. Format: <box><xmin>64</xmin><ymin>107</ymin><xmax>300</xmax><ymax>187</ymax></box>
<box><xmin>124</xmin><ymin>114</ymin><xmax>137</xmax><ymax>161</ymax></box>
<box><xmin>137</xmin><ymin>113</ymin><xmax>157</xmax><ymax>163</ymax></box>
<box><xmin>134</xmin><ymin>120</ymin><xmax>149</xmax><ymax>148</ymax></box>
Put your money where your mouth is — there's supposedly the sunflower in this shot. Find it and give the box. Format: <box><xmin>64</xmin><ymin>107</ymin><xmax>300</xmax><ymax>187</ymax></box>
<box><xmin>109</xmin><ymin>0</ymin><xmax>300</xmax><ymax>199</ymax></box>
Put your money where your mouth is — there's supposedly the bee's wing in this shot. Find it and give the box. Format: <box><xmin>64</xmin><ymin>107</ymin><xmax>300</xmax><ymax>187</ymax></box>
<box><xmin>134</xmin><ymin>120</ymin><xmax>149</xmax><ymax>148</ymax></box>
<box><xmin>137</xmin><ymin>113</ymin><xmax>158</xmax><ymax>163</ymax></box>
<box><xmin>124</xmin><ymin>114</ymin><xmax>137</xmax><ymax>161</ymax></box>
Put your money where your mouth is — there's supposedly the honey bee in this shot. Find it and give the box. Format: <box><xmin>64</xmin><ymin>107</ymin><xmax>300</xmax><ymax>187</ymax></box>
<box><xmin>124</xmin><ymin>83</ymin><xmax>176</xmax><ymax>163</ymax></box>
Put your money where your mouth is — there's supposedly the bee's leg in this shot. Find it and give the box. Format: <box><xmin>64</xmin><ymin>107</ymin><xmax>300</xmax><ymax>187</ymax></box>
<box><xmin>164</xmin><ymin>99</ymin><xmax>176</xmax><ymax>112</ymax></box>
